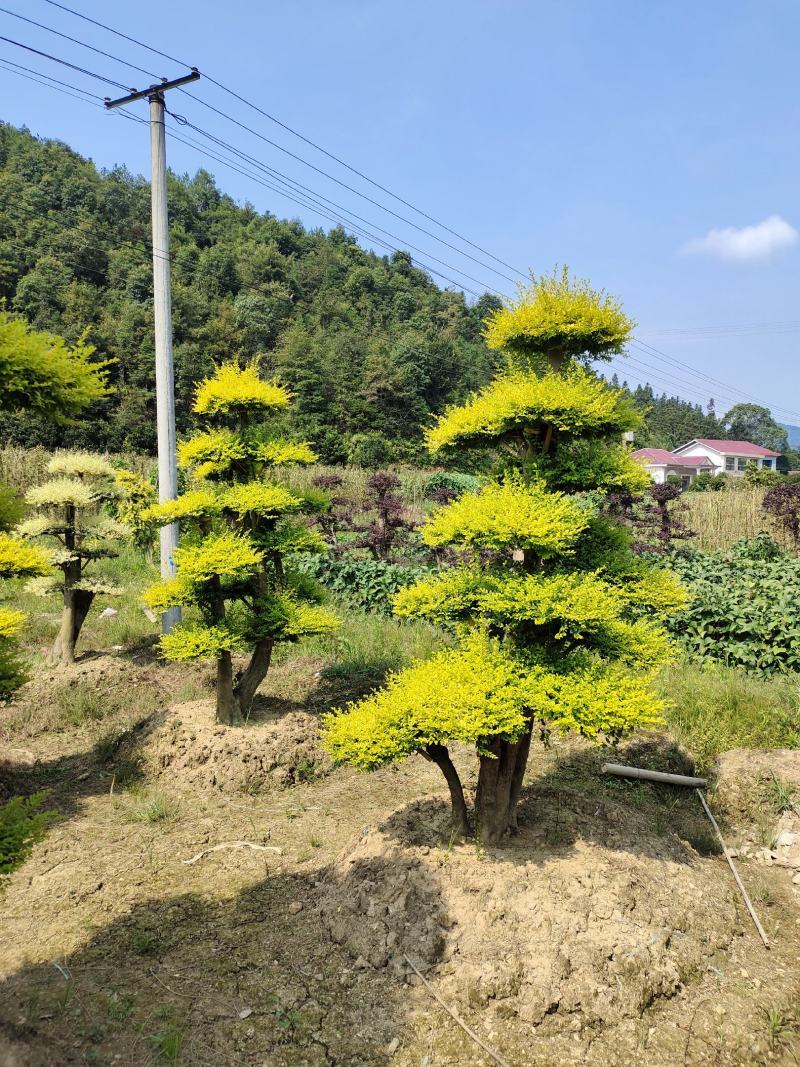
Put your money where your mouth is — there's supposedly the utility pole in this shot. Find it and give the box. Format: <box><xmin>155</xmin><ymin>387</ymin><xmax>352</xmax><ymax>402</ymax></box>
<box><xmin>106</xmin><ymin>71</ymin><xmax>200</xmax><ymax>633</ymax></box>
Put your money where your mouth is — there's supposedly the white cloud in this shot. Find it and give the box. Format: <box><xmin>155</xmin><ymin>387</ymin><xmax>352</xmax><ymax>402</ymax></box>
<box><xmin>682</xmin><ymin>215</ymin><xmax>798</xmax><ymax>263</ymax></box>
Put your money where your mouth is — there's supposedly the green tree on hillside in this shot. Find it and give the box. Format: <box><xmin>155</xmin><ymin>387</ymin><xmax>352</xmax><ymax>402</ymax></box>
<box><xmin>324</xmin><ymin>270</ymin><xmax>686</xmax><ymax>844</ymax></box>
<box><xmin>144</xmin><ymin>363</ymin><xmax>338</xmax><ymax>724</ymax></box>
<box><xmin>722</xmin><ymin>403</ymin><xmax>788</xmax><ymax>454</ymax></box>
<box><xmin>0</xmin><ymin>123</ymin><xmax>495</xmax><ymax>460</ymax></box>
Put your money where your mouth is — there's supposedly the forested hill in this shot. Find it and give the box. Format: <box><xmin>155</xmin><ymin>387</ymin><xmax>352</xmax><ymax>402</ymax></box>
<box><xmin>0</xmin><ymin>123</ymin><xmax>501</xmax><ymax>462</ymax></box>
<box><xmin>609</xmin><ymin>378</ymin><xmax>727</xmax><ymax>450</ymax></box>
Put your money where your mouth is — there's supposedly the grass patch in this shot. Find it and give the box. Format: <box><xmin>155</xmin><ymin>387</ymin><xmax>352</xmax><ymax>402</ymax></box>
<box><xmin>118</xmin><ymin>790</ymin><xmax>179</xmax><ymax>825</ymax></box>
<box><xmin>659</xmin><ymin>661</ymin><xmax>800</xmax><ymax>772</ymax></box>
<box><xmin>313</xmin><ymin>609</ymin><xmax>446</xmax><ymax>680</ymax></box>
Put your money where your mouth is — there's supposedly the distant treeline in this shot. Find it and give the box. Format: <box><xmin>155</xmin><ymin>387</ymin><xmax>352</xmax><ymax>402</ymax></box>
<box><xmin>0</xmin><ymin>123</ymin><xmax>500</xmax><ymax>464</ymax></box>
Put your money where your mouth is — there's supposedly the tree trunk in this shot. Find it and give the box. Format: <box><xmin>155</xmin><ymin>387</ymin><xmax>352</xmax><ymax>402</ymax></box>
<box><xmin>215</xmin><ymin>638</ymin><xmax>274</xmax><ymax>725</ymax></box>
<box><xmin>233</xmin><ymin>637</ymin><xmax>274</xmax><ymax>718</ymax></box>
<box><xmin>475</xmin><ymin>731</ymin><xmax>532</xmax><ymax>845</ymax></box>
<box><xmin>51</xmin><ymin>566</ymin><xmax>93</xmax><ymax>666</ymax></box>
<box><xmin>425</xmin><ymin>743</ymin><xmax>470</xmax><ymax>837</ymax></box>
<box><xmin>216</xmin><ymin>649</ymin><xmax>239</xmax><ymax>725</ymax></box>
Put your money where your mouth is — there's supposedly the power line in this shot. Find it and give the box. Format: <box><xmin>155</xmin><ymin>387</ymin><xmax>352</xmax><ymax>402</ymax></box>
<box><xmin>12</xmin><ymin>7</ymin><xmax>519</xmax><ymax>285</ymax></box>
<box><xmin>168</xmin><ymin>110</ymin><xmax>508</xmax><ymax>297</ymax></box>
<box><xmin>631</xmin><ymin>338</ymin><xmax>800</xmax><ymax>421</ymax></box>
<box><xmin>0</xmin><ymin>32</ymin><xmax>130</xmax><ymax>90</ymax></box>
<box><xmin>0</xmin><ymin>5</ymin><xmax>157</xmax><ymax>81</ymax></box>
<box><xmin>0</xmin><ymin>53</ymin><xmax>105</xmax><ymax>100</ymax></box>
<box><xmin>39</xmin><ymin>0</ymin><xmax>528</xmax><ymax>281</ymax></box>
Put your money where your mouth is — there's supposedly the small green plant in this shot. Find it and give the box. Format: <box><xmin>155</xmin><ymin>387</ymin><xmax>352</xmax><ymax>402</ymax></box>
<box><xmin>121</xmin><ymin>792</ymin><xmax>179</xmax><ymax>825</ymax></box>
<box><xmin>107</xmin><ymin>994</ymin><xmax>134</xmax><ymax>1021</ymax></box>
<box><xmin>149</xmin><ymin>1020</ymin><xmax>184</xmax><ymax>1064</ymax></box>
<box><xmin>295</xmin><ymin>759</ymin><xmax>317</xmax><ymax>784</ymax></box>
<box><xmin>56</xmin><ymin>683</ymin><xmax>106</xmax><ymax>725</ymax></box>
<box><xmin>764</xmin><ymin>774</ymin><xmax>797</xmax><ymax>815</ymax></box>
<box><xmin>0</xmin><ymin>792</ymin><xmax>56</xmax><ymax>875</ymax></box>
<box><xmin>764</xmin><ymin>1006</ymin><xmax>797</xmax><ymax>1050</ymax></box>
<box><xmin>130</xmin><ymin>928</ymin><xmax>159</xmax><ymax>956</ymax></box>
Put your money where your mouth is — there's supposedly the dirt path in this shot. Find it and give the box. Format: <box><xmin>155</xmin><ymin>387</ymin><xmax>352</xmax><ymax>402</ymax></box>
<box><xmin>1</xmin><ymin>656</ymin><xmax>799</xmax><ymax>1066</ymax></box>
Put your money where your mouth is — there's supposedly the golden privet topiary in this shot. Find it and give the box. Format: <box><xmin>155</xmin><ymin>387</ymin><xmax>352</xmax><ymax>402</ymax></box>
<box><xmin>144</xmin><ymin>362</ymin><xmax>338</xmax><ymax>725</ymax></box>
<box><xmin>17</xmin><ymin>453</ymin><xmax>128</xmax><ymax>665</ymax></box>
<box><xmin>323</xmin><ymin>269</ymin><xmax>685</xmax><ymax>845</ymax></box>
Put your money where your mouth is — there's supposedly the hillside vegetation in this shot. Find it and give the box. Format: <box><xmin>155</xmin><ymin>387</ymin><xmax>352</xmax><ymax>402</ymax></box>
<box><xmin>0</xmin><ymin>123</ymin><xmax>499</xmax><ymax>463</ymax></box>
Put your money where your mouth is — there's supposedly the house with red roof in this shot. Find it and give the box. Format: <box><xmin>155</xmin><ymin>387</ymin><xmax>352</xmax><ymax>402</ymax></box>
<box><xmin>632</xmin><ymin>438</ymin><xmax>780</xmax><ymax>487</ymax></box>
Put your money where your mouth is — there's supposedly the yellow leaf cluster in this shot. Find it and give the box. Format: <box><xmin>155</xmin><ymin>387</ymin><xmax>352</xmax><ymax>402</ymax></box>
<box><xmin>193</xmin><ymin>362</ymin><xmax>290</xmax><ymax>418</ymax></box>
<box><xmin>0</xmin><ymin>534</ymin><xmax>52</xmax><ymax>579</ymax></box>
<box><xmin>257</xmin><ymin>440</ymin><xmax>318</xmax><ymax>466</ymax></box>
<box><xmin>160</xmin><ymin>624</ymin><xmax>245</xmax><ymax>662</ymax></box>
<box><xmin>220</xmin><ymin>482</ymin><xmax>302</xmax><ymax>518</ymax></box>
<box><xmin>420</xmin><ymin>477</ymin><xmax>590</xmax><ymax>554</ymax></box>
<box><xmin>144</xmin><ymin>489</ymin><xmax>220</xmax><ymax>526</ymax></box>
<box><xmin>0</xmin><ymin>607</ymin><xmax>26</xmax><ymax>638</ymax></box>
<box><xmin>173</xmin><ymin>530</ymin><xmax>262</xmax><ymax>584</ymax></box>
<box><xmin>484</xmin><ymin>267</ymin><xmax>634</xmax><ymax>363</ymax></box>
<box><xmin>25</xmin><ymin>478</ymin><xmax>98</xmax><ymax>510</ymax></box>
<box><xmin>47</xmin><ymin>452</ymin><xmax>115</xmax><ymax>480</ymax></box>
<box><xmin>426</xmin><ymin>367</ymin><xmax>641</xmax><ymax>454</ymax></box>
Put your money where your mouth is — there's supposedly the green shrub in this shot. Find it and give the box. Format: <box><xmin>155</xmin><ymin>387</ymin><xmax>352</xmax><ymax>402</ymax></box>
<box><xmin>295</xmin><ymin>555</ymin><xmax>429</xmax><ymax>615</ymax></box>
<box><xmin>423</xmin><ymin>471</ymin><xmax>482</xmax><ymax>498</ymax></box>
<box><xmin>666</xmin><ymin>538</ymin><xmax>800</xmax><ymax>674</ymax></box>
<box><xmin>0</xmin><ymin>792</ymin><xmax>56</xmax><ymax>875</ymax></box>
<box><xmin>660</xmin><ymin>662</ymin><xmax>800</xmax><ymax>771</ymax></box>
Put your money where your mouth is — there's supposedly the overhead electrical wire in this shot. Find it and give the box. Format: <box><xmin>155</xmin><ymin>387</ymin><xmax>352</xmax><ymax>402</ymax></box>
<box><xmin>0</xmin><ymin>32</ymin><xmax>130</xmax><ymax>90</ymax></box>
<box><xmin>2</xmin><ymin>25</ymin><xmax>798</xmax><ymax>422</ymax></box>
<box><xmin>39</xmin><ymin>0</ymin><xmax>527</xmax><ymax>280</ymax></box>
<box><xmin>166</xmin><ymin>109</ymin><xmax>509</xmax><ymax>297</ymax></box>
<box><xmin>0</xmin><ymin>5</ymin><xmax>156</xmax><ymax>81</ymax></box>
<box><xmin>7</xmin><ymin>4</ymin><xmax>519</xmax><ymax>285</ymax></box>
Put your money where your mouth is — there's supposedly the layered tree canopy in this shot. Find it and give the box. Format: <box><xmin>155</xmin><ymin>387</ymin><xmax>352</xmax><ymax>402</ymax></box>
<box><xmin>144</xmin><ymin>361</ymin><xmax>338</xmax><ymax>723</ymax></box>
<box><xmin>324</xmin><ymin>270</ymin><xmax>685</xmax><ymax>844</ymax></box>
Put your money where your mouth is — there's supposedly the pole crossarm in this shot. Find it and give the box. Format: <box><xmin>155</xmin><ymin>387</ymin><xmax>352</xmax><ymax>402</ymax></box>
<box><xmin>104</xmin><ymin>68</ymin><xmax>199</xmax><ymax>109</ymax></box>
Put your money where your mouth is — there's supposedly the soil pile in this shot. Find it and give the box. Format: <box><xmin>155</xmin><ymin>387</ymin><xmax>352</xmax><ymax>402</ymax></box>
<box><xmin>714</xmin><ymin>748</ymin><xmax>800</xmax><ymax>883</ymax></box>
<box><xmin>322</xmin><ymin>790</ymin><xmax>739</xmax><ymax>1032</ymax></box>
<box><xmin>131</xmin><ymin>699</ymin><xmax>331</xmax><ymax>794</ymax></box>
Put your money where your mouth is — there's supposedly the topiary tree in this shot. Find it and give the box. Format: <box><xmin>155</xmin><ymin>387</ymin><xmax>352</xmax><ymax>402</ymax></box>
<box><xmin>143</xmin><ymin>363</ymin><xmax>338</xmax><ymax>724</ymax></box>
<box><xmin>633</xmin><ymin>483</ymin><xmax>695</xmax><ymax>554</ymax></box>
<box><xmin>323</xmin><ymin>269</ymin><xmax>686</xmax><ymax>844</ymax></box>
<box><xmin>17</xmin><ymin>453</ymin><xmax>127</xmax><ymax>665</ymax></box>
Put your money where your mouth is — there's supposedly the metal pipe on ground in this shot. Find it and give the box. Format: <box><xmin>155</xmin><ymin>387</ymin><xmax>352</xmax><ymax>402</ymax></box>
<box><xmin>601</xmin><ymin>762</ymin><xmax>769</xmax><ymax>950</ymax></box>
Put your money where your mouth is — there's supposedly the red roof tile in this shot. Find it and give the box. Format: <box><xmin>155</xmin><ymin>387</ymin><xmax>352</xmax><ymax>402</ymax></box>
<box><xmin>690</xmin><ymin>439</ymin><xmax>780</xmax><ymax>457</ymax></box>
<box><xmin>632</xmin><ymin>448</ymin><xmax>713</xmax><ymax>467</ymax></box>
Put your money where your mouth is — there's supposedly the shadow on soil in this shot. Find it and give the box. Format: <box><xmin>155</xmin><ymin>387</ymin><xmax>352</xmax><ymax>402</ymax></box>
<box><xmin>379</xmin><ymin>733</ymin><xmax>721</xmax><ymax>864</ymax></box>
<box><xmin>0</xmin><ymin>859</ymin><xmax>430</xmax><ymax>1067</ymax></box>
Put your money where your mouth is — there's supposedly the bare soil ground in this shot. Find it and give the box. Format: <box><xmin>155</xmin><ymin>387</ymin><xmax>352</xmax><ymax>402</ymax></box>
<box><xmin>1</xmin><ymin>651</ymin><xmax>799</xmax><ymax>1066</ymax></box>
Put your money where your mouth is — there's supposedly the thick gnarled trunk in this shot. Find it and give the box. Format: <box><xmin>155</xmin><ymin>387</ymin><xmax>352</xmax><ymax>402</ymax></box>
<box><xmin>474</xmin><ymin>726</ymin><xmax>533</xmax><ymax>845</ymax></box>
<box><xmin>215</xmin><ymin>638</ymin><xmax>274</xmax><ymax>726</ymax></box>
<box><xmin>51</xmin><ymin>568</ymin><xmax>94</xmax><ymax>666</ymax></box>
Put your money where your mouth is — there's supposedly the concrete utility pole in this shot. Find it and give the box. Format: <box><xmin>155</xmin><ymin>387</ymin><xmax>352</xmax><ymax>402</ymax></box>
<box><xmin>106</xmin><ymin>71</ymin><xmax>200</xmax><ymax>633</ymax></box>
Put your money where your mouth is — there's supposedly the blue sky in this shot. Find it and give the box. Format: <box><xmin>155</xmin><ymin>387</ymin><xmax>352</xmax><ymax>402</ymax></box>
<box><xmin>2</xmin><ymin>0</ymin><xmax>799</xmax><ymax>422</ymax></box>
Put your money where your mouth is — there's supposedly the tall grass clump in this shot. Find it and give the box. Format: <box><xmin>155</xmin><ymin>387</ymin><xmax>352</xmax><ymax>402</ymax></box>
<box><xmin>683</xmin><ymin>486</ymin><xmax>794</xmax><ymax>553</ymax></box>
<box><xmin>660</xmin><ymin>661</ymin><xmax>800</xmax><ymax>771</ymax></box>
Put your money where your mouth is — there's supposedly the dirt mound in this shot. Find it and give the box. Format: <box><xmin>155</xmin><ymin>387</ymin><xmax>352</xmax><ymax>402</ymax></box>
<box><xmin>130</xmin><ymin>699</ymin><xmax>331</xmax><ymax>794</ymax></box>
<box><xmin>322</xmin><ymin>791</ymin><xmax>739</xmax><ymax>1032</ymax></box>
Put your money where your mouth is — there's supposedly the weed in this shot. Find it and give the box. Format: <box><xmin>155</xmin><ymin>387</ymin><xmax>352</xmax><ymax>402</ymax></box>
<box><xmin>309</xmin><ymin>834</ymin><xmax>322</xmax><ymax>849</ymax></box>
<box><xmin>764</xmin><ymin>1006</ymin><xmax>797</xmax><ymax>1049</ymax></box>
<box><xmin>149</xmin><ymin>1021</ymin><xmax>184</xmax><ymax>1064</ymax></box>
<box><xmin>295</xmin><ymin>759</ymin><xmax>317</xmax><ymax>784</ymax></box>
<box><xmin>120</xmin><ymin>791</ymin><xmax>179</xmax><ymax>825</ymax></box>
<box><xmin>129</xmin><ymin>928</ymin><xmax>159</xmax><ymax>956</ymax></box>
<box><xmin>107</xmin><ymin>994</ymin><xmax>134</xmax><ymax>1021</ymax></box>
<box><xmin>763</xmin><ymin>774</ymin><xmax>797</xmax><ymax>815</ymax></box>
<box><xmin>56</xmin><ymin>684</ymin><xmax>107</xmax><ymax>726</ymax></box>
<box><xmin>659</xmin><ymin>661</ymin><xmax>800</xmax><ymax>772</ymax></box>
